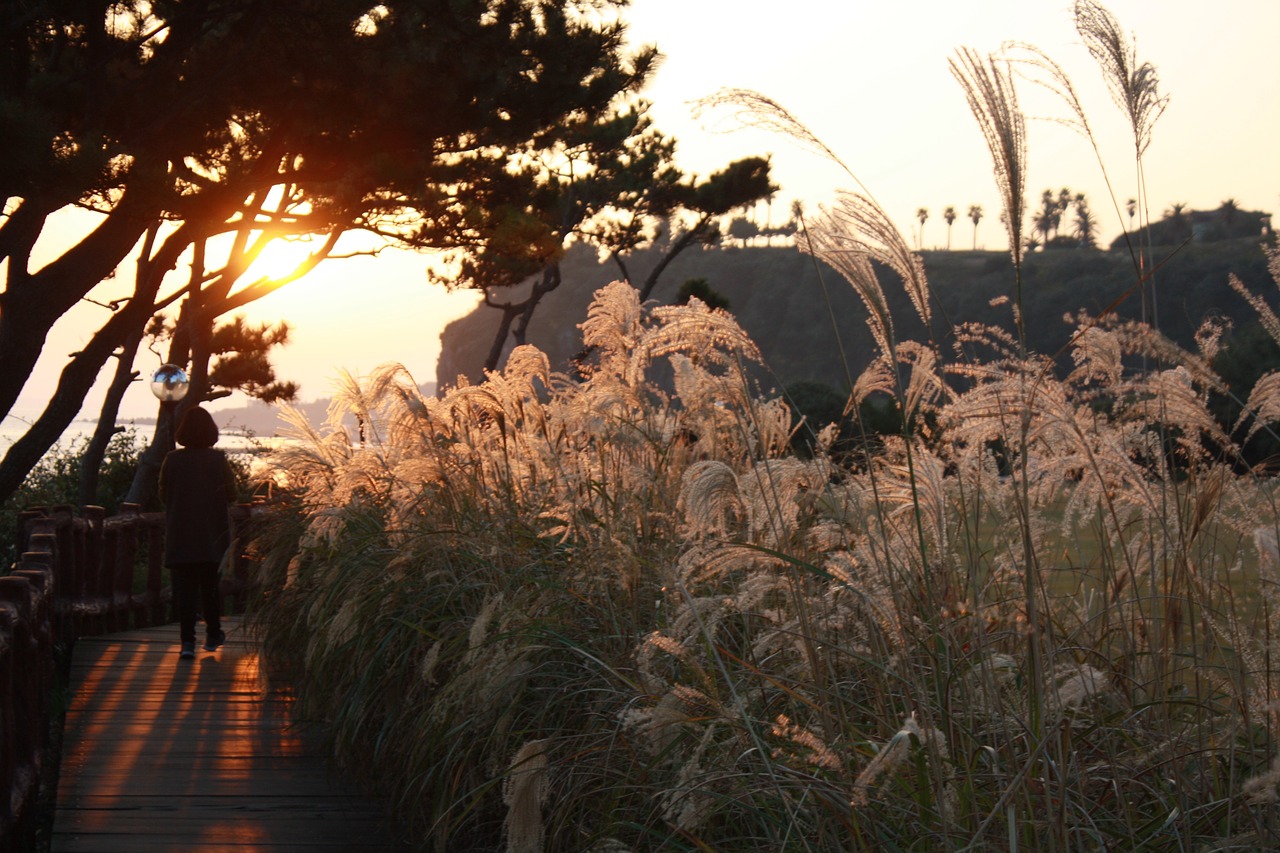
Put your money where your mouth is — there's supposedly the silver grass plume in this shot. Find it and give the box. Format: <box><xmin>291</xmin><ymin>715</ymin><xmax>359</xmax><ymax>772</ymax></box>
<box><xmin>1230</xmin><ymin>269</ymin><xmax>1280</xmax><ymax>348</ymax></box>
<box><xmin>1046</xmin><ymin>663</ymin><xmax>1113</xmax><ymax>713</ymax></box>
<box><xmin>579</xmin><ymin>280</ymin><xmax>644</xmax><ymax>379</ymax></box>
<box><xmin>503</xmin><ymin>739</ymin><xmax>550</xmax><ymax>853</ymax></box>
<box><xmin>1003</xmin><ymin>42</ymin><xmax>1095</xmax><ymax>146</ymax></box>
<box><xmin>850</xmin><ymin>357</ymin><xmax>896</xmax><ymax>407</ymax></box>
<box><xmin>950</xmin><ymin>47</ymin><xmax>1027</xmax><ymax>270</ymax></box>
<box><xmin>1003</xmin><ymin>41</ymin><xmax>1132</xmax><ymax>234</ymax></box>
<box><xmin>823</xmin><ymin>551</ymin><xmax>908</xmax><ymax>654</ymax></box>
<box><xmin>1242</xmin><ymin>753</ymin><xmax>1280</xmax><ymax>805</ymax></box>
<box><xmin>806</xmin><ymin>190</ymin><xmax>931</xmax><ymax>333</ymax></box>
<box><xmin>676</xmin><ymin>542</ymin><xmax>784</xmax><ymax>591</ymax></box>
<box><xmin>1106</xmin><ymin>317</ymin><xmax>1224</xmax><ymax>393</ymax></box>
<box><xmin>736</xmin><ymin>457</ymin><xmax>830</xmax><ymax>547</ymax></box>
<box><xmin>1128</xmin><ymin>366</ymin><xmax>1228</xmax><ymax>454</ymax></box>
<box><xmin>631</xmin><ymin>298</ymin><xmax>763</xmax><ymax>389</ymax></box>
<box><xmin>500</xmin><ymin>345</ymin><xmax>552</xmax><ymax>391</ymax></box>
<box><xmin>659</xmin><ymin>725</ymin><xmax>718</xmax><ymax>832</ymax></box>
<box><xmin>851</xmin><ymin>714</ymin><xmax>942</xmax><ymax>807</ymax></box>
<box><xmin>897</xmin><ymin>341</ymin><xmax>944</xmax><ymax>422</ymax></box>
<box><xmin>1240</xmin><ymin>372</ymin><xmax>1280</xmax><ymax>444</ymax></box>
<box><xmin>1230</xmin><ymin>250</ymin><xmax>1280</xmax><ymax>440</ymax></box>
<box><xmin>1193</xmin><ymin>316</ymin><xmax>1231</xmax><ymax>364</ymax></box>
<box><xmin>875</xmin><ymin>439</ymin><xmax>950</xmax><ymax>554</ymax></box>
<box><xmin>690</xmin><ymin>88</ymin><xmax>859</xmax><ymax>186</ymax></box>
<box><xmin>679</xmin><ymin>460</ymin><xmax>744</xmax><ymax>539</ymax></box>
<box><xmin>691</xmin><ymin>87</ymin><xmax>931</xmax><ymax>334</ymax></box>
<box><xmin>1073</xmin><ymin>0</ymin><xmax>1168</xmax><ymax>157</ymax></box>
<box><xmin>271</xmin><ymin>402</ymin><xmax>356</xmax><ymax>491</ymax></box>
<box><xmin>1068</xmin><ymin>324</ymin><xmax>1124</xmax><ymax>389</ymax></box>
<box><xmin>803</xmin><ymin>223</ymin><xmax>893</xmax><ymax>355</ymax></box>
<box><xmin>771</xmin><ymin>714</ymin><xmax>841</xmax><ymax>771</ymax></box>
<box><xmin>618</xmin><ymin>689</ymin><xmax>694</xmax><ymax>759</ymax></box>
<box><xmin>326</xmin><ymin>367</ymin><xmax>376</xmax><ymax>442</ymax></box>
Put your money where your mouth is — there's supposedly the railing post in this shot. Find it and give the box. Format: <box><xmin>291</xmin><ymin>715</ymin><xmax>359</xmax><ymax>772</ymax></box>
<box><xmin>74</xmin><ymin>508</ymin><xmax>103</xmax><ymax>608</ymax></box>
<box><xmin>0</xmin><ymin>600</ymin><xmax>18</xmax><ymax>843</ymax></box>
<box><xmin>0</xmin><ymin>577</ymin><xmax>40</xmax><ymax>845</ymax></box>
<box><xmin>49</xmin><ymin>506</ymin><xmax>74</xmax><ymax>599</ymax></box>
<box><xmin>92</xmin><ymin>522</ymin><xmax>114</xmax><ymax>636</ymax></box>
<box><xmin>79</xmin><ymin>507</ymin><xmax>104</xmax><ymax>636</ymax></box>
<box><xmin>12</xmin><ymin>509</ymin><xmax>44</xmax><ymax>570</ymax></box>
<box><xmin>10</xmin><ymin>564</ymin><xmax>53</xmax><ymax>815</ymax></box>
<box><xmin>113</xmin><ymin>529</ymin><xmax>133</xmax><ymax>634</ymax></box>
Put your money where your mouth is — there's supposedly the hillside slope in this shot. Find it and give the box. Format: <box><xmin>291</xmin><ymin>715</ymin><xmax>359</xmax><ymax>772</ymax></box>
<box><xmin>438</xmin><ymin>239</ymin><xmax>1276</xmax><ymax>395</ymax></box>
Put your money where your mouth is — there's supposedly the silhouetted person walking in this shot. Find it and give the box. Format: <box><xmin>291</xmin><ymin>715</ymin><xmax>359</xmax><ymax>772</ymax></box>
<box><xmin>159</xmin><ymin>405</ymin><xmax>237</xmax><ymax>659</ymax></box>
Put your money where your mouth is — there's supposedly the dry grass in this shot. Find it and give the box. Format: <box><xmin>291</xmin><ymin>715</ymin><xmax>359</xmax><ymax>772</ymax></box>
<box><xmin>246</xmin><ymin>6</ymin><xmax>1280</xmax><ymax>851</ymax></box>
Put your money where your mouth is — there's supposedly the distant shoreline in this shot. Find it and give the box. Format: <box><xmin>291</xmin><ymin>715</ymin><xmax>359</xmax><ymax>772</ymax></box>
<box><xmin>5</xmin><ymin>382</ymin><xmax>434</xmax><ymax>450</ymax></box>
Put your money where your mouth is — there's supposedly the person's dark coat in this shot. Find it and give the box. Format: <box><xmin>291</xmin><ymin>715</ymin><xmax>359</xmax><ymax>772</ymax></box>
<box><xmin>159</xmin><ymin>446</ymin><xmax>237</xmax><ymax>566</ymax></box>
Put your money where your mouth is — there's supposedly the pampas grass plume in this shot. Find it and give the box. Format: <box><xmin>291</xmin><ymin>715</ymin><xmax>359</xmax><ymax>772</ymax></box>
<box><xmin>504</xmin><ymin>739</ymin><xmax>551</xmax><ymax>853</ymax></box>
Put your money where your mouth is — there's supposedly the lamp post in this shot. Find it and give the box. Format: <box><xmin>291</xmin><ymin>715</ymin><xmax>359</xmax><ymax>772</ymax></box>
<box><xmin>149</xmin><ymin>364</ymin><xmax>190</xmax><ymax>452</ymax></box>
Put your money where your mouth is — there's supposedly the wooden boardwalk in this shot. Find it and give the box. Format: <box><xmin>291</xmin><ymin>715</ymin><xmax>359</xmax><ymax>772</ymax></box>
<box><xmin>52</xmin><ymin>618</ymin><xmax>411</xmax><ymax>853</ymax></box>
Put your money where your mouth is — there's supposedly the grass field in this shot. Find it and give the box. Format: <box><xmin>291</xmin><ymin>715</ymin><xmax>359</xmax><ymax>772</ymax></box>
<box><xmin>244</xmin><ymin>4</ymin><xmax>1280</xmax><ymax>850</ymax></box>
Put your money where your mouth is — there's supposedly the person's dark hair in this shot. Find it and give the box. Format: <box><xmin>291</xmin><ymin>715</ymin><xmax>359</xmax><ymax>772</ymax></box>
<box><xmin>175</xmin><ymin>405</ymin><xmax>219</xmax><ymax>448</ymax></box>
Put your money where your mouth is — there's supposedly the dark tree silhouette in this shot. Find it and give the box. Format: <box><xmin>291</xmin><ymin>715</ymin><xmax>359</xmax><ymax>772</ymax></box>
<box><xmin>969</xmin><ymin>205</ymin><xmax>983</xmax><ymax>249</ymax></box>
<box><xmin>1220</xmin><ymin>198</ymin><xmax>1240</xmax><ymax>228</ymax></box>
<box><xmin>1072</xmin><ymin>194</ymin><xmax>1099</xmax><ymax>248</ymax></box>
<box><xmin>676</xmin><ymin>277</ymin><xmax>730</xmax><ymax>312</ymax></box>
<box><xmin>0</xmin><ymin>0</ymin><xmax>657</xmax><ymax>504</ymax></box>
<box><xmin>424</xmin><ymin>102</ymin><xmax>775</xmax><ymax>373</ymax></box>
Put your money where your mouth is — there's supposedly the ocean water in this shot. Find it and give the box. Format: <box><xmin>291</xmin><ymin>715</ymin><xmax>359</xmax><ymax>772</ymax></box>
<box><xmin>1</xmin><ymin>418</ymin><xmax>135</xmax><ymax>450</ymax></box>
<box><xmin>0</xmin><ymin>417</ymin><xmax>281</xmax><ymax>457</ymax></box>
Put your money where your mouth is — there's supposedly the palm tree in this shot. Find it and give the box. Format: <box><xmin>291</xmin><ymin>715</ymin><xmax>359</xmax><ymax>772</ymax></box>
<box><xmin>916</xmin><ymin>207</ymin><xmax>929</xmax><ymax>249</ymax></box>
<box><xmin>1035</xmin><ymin>190</ymin><xmax>1056</xmax><ymax>248</ymax></box>
<box><xmin>1073</xmin><ymin>195</ymin><xmax>1098</xmax><ymax>248</ymax></box>
<box><xmin>943</xmin><ymin>206</ymin><xmax>956</xmax><ymax>250</ymax></box>
<box><xmin>968</xmin><ymin>204</ymin><xmax>983</xmax><ymax>249</ymax></box>
<box><xmin>789</xmin><ymin>199</ymin><xmax>805</xmax><ymax>234</ymax></box>
<box><xmin>1055</xmin><ymin>187</ymin><xmax>1073</xmax><ymax>240</ymax></box>
<box><xmin>1166</xmin><ymin>201</ymin><xmax>1190</xmax><ymax>241</ymax></box>
<box><xmin>1220</xmin><ymin>197</ymin><xmax>1240</xmax><ymax>229</ymax></box>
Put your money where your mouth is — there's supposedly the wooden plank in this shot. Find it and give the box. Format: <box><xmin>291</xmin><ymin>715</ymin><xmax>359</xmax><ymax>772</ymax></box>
<box><xmin>51</xmin><ymin>834</ymin><xmax>406</xmax><ymax>851</ymax></box>
<box><xmin>57</xmin><ymin>812</ymin><xmax>392</xmax><ymax>833</ymax></box>
<box><xmin>53</xmin><ymin>834</ymin><xmax>407</xmax><ymax>853</ymax></box>
<box><xmin>52</xmin><ymin>616</ymin><xmax>409</xmax><ymax>853</ymax></box>
<box><xmin>53</xmin><ymin>795</ymin><xmax>382</xmax><ymax>811</ymax></box>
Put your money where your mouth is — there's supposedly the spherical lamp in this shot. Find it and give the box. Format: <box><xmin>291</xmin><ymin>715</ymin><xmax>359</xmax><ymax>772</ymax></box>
<box><xmin>149</xmin><ymin>364</ymin><xmax>190</xmax><ymax>402</ymax></box>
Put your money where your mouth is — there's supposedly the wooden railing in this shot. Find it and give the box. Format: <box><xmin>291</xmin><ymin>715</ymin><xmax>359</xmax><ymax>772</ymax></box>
<box><xmin>0</xmin><ymin>544</ymin><xmax>54</xmax><ymax>853</ymax></box>
<box><xmin>0</xmin><ymin>503</ymin><xmax>262</xmax><ymax>850</ymax></box>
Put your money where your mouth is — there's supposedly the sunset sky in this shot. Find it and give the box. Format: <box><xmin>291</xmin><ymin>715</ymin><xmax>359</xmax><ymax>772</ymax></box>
<box><xmin>11</xmin><ymin>0</ymin><xmax>1280</xmax><ymax>432</ymax></box>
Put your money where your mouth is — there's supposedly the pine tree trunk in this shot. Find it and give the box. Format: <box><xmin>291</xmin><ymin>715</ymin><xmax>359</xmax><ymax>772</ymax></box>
<box><xmin>0</xmin><ymin>292</ymin><xmax>156</xmax><ymax>506</ymax></box>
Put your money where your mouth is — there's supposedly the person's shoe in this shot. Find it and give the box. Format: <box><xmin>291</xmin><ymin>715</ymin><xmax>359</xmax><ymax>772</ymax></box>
<box><xmin>180</xmin><ymin>642</ymin><xmax>196</xmax><ymax>660</ymax></box>
<box><xmin>203</xmin><ymin>629</ymin><xmax>227</xmax><ymax>652</ymax></box>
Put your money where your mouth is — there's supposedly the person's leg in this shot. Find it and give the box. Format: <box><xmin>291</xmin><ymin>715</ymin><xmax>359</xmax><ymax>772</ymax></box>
<box><xmin>199</xmin><ymin>561</ymin><xmax>224</xmax><ymax>649</ymax></box>
<box><xmin>171</xmin><ymin>567</ymin><xmax>198</xmax><ymax>654</ymax></box>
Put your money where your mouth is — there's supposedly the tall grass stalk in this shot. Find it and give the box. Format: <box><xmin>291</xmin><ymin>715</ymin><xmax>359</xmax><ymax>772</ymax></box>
<box><xmin>247</xmin><ymin>6</ymin><xmax>1280</xmax><ymax>851</ymax></box>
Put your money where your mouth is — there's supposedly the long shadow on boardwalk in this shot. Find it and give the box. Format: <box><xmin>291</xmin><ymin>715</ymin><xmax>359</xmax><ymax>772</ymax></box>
<box><xmin>53</xmin><ymin>617</ymin><xmax>409</xmax><ymax>853</ymax></box>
